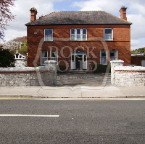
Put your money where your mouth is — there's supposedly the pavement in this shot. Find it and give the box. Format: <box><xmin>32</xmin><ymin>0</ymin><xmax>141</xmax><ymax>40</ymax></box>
<box><xmin>0</xmin><ymin>85</ymin><xmax>145</xmax><ymax>98</ymax></box>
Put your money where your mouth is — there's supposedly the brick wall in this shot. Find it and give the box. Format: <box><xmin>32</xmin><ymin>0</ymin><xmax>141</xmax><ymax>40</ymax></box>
<box><xmin>27</xmin><ymin>24</ymin><xmax>131</xmax><ymax>67</ymax></box>
<box><xmin>131</xmin><ymin>56</ymin><xmax>145</xmax><ymax>66</ymax></box>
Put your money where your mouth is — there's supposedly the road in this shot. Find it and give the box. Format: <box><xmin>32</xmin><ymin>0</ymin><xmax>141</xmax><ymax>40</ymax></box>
<box><xmin>0</xmin><ymin>99</ymin><xmax>145</xmax><ymax>144</ymax></box>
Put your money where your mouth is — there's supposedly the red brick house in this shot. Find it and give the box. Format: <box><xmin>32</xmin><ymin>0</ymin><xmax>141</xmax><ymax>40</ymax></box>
<box><xmin>25</xmin><ymin>6</ymin><xmax>132</xmax><ymax>70</ymax></box>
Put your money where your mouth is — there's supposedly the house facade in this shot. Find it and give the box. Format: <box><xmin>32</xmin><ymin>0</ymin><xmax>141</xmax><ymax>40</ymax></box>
<box><xmin>26</xmin><ymin>6</ymin><xmax>132</xmax><ymax>70</ymax></box>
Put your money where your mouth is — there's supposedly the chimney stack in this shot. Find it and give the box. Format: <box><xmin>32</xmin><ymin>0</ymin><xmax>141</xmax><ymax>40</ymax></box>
<box><xmin>30</xmin><ymin>7</ymin><xmax>37</xmax><ymax>22</ymax></box>
<box><xmin>119</xmin><ymin>6</ymin><xmax>127</xmax><ymax>21</ymax></box>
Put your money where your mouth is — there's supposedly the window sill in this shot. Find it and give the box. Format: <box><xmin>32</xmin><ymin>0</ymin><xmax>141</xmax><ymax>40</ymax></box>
<box><xmin>100</xmin><ymin>63</ymin><xmax>108</xmax><ymax>65</ymax></box>
<box><xmin>44</xmin><ymin>40</ymin><xmax>53</xmax><ymax>42</ymax></box>
<box><xmin>70</xmin><ymin>40</ymin><xmax>87</xmax><ymax>42</ymax></box>
<box><xmin>104</xmin><ymin>39</ymin><xmax>113</xmax><ymax>41</ymax></box>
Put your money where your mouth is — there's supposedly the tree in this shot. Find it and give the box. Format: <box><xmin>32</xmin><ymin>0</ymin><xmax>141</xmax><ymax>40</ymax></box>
<box><xmin>2</xmin><ymin>36</ymin><xmax>27</xmax><ymax>52</ymax></box>
<box><xmin>0</xmin><ymin>0</ymin><xmax>15</xmax><ymax>40</ymax></box>
<box><xmin>0</xmin><ymin>49</ymin><xmax>15</xmax><ymax>67</ymax></box>
<box><xmin>2</xmin><ymin>40</ymin><xmax>22</xmax><ymax>51</ymax></box>
<box><xmin>18</xmin><ymin>40</ymin><xmax>27</xmax><ymax>54</ymax></box>
<box><xmin>131</xmin><ymin>47</ymin><xmax>145</xmax><ymax>55</ymax></box>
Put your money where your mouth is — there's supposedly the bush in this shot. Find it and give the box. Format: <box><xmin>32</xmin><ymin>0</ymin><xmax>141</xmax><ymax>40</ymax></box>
<box><xmin>92</xmin><ymin>64</ymin><xmax>111</xmax><ymax>73</ymax></box>
<box><xmin>0</xmin><ymin>49</ymin><xmax>15</xmax><ymax>67</ymax></box>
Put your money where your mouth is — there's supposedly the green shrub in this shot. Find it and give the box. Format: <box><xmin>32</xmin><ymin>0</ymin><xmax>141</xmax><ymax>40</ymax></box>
<box><xmin>92</xmin><ymin>64</ymin><xmax>111</xmax><ymax>73</ymax></box>
<box><xmin>0</xmin><ymin>49</ymin><xmax>15</xmax><ymax>67</ymax></box>
<box><xmin>18</xmin><ymin>40</ymin><xmax>27</xmax><ymax>53</ymax></box>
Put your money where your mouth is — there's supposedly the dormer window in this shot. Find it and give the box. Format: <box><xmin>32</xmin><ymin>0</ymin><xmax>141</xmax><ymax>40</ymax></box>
<box><xmin>104</xmin><ymin>28</ymin><xmax>113</xmax><ymax>41</ymax></box>
<box><xmin>70</xmin><ymin>28</ymin><xmax>87</xmax><ymax>41</ymax></box>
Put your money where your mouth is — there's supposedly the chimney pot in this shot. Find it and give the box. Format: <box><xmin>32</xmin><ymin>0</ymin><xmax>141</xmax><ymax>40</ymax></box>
<box><xmin>119</xmin><ymin>6</ymin><xmax>127</xmax><ymax>21</ymax></box>
<box><xmin>30</xmin><ymin>7</ymin><xmax>37</xmax><ymax>22</ymax></box>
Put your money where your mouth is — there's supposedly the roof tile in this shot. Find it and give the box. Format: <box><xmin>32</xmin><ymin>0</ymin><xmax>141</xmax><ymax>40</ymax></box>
<box><xmin>26</xmin><ymin>11</ymin><xmax>132</xmax><ymax>26</ymax></box>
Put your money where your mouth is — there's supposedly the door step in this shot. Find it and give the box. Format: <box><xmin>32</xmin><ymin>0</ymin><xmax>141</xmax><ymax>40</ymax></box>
<box><xmin>69</xmin><ymin>70</ymin><xmax>88</xmax><ymax>74</ymax></box>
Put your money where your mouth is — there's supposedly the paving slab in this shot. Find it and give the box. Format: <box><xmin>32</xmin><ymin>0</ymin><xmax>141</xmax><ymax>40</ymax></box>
<box><xmin>0</xmin><ymin>86</ymin><xmax>145</xmax><ymax>98</ymax></box>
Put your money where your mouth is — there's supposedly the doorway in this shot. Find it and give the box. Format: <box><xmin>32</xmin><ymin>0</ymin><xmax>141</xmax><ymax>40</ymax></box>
<box><xmin>76</xmin><ymin>55</ymin><xmax>82</xmax><ymax>70</ymax></box>
<box><xmin>71</xmin><ymin>49</ymin><xmax>87</xmax><ymax>70</ymax></box>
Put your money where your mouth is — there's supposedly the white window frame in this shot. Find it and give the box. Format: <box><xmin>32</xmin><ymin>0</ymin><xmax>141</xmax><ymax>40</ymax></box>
<box><xmin>70</xmin><ymin>28</ymin><xmax>75</xmax><ymax>41</ymax></box>
<box><xmin>50</xmin><ymin>49</ymin><xmax>58</xmax><ymax>64</ymax></box>
<box><xmin>100</xmin><ymin>50</ymin><xmax>108</xmax><ymax>65</ymax></box>
<box><xmin>40</xmin><ymin>50</ymin><xmax>48</xmax><ymax>65</ymax></box>
<box><xmin>104</xmin><ymin>28</ymin><xmax>113</xmax><ymax>41</ymax></box>
<box><xmin>70</xmin><ymin>28</ymin><xmax>87</xmax><ymax>41</ymax></box>
<box><xmin>44</xmin><ymin>29</ymin><xmax>53</xmax><ymax>41</ymax></box>
<box><xmin>82</xmin><ymin>28</ymin><xmax>87</xmax><ymax>41</ymax></box>
<box><xmin>77</xmin><ymin>28</ymin><xmax>81</xmax><ymax>41</ymax></box>
<box><xmin>110</xmin><ymin>50</ymin><xmax>118</xmax><ymax>61</ymax></box>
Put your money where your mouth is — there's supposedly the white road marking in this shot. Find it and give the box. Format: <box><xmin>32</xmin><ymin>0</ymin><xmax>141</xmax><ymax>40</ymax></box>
<box><xmin>0</xmin><ymin>114</ymin><xmax>59</xmax><ymax>117</ymax></box>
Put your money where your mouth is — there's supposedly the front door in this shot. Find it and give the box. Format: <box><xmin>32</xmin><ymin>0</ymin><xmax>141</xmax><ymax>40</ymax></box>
<box><xmin>71</xmin><ymin>54</ymin><xmax>76</xmax><ymax>69</ymax></box>
<box><xmin>76</xmin><ymin>55</ymin><xmax>82</xmax><ymax>70</ymax></box>
<box><xmin>82</xmin><ymin>55</ymin><xmax>87</xmax><ymax>69</ymax></box>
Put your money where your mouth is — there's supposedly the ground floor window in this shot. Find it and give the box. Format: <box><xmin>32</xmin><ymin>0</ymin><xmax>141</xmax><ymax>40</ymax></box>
<box><xmin>110</xmin><ymin>50</ymin><xmax>118</xmax><ymax>60</ymax></box>
<box><xmin>40</xmin><ymin>50</ymin><xmax>48</xmax><ymax>65</ymax></box>
<box><xmin>50</xmin><ymin>50</ymin><xmax>58</xmax><ymax>63</ymax></box>
<box><xmin>100</xmin><ymin>50</ymin><xmax>107</xmax><ymax>65</ymax></box>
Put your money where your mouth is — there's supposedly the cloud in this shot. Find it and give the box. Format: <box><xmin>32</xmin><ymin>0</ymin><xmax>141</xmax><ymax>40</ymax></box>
<box><xmin>3</xmin><ymin>0</ymin><xmax>62</xmax><ymax>42</ymax></box>
<box><xmin>72</xmin><ymin>0</ymin><xmax>145</xmax><ymax>50</ymax></box>
<box><xmin>131</xmin><ymin>39</ymin><xmax>145</xmax><ymax>50</ymax></box>
<box><xmin>73</xmin><ymin>0</ymin><xmax>123</xmax><ymax>14</ymax></box>
<box><xmin>4</xmin><ymin>29</ymin><xmax>26</xmax><ymax>42</ymax></box>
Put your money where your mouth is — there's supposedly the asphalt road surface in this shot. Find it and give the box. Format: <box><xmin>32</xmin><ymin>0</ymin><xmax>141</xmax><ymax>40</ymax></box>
<box><xmin>0</xmin><ymin>99</ymin><xmax>145</xmax><ymax>144</ymax></box>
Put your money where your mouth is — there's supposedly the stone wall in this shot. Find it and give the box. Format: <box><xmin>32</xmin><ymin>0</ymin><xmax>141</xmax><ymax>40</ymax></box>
<box><xmin>111</xmin><ymin>60</ymin><xmax>145</xmax><ymax>86</ymax></box>
<box><xmin>0</xmin><ymin>60</ymin><xmax>57</xmax><ymax>87</ymax></box>
<box><xmin>114</xmin><ymin>66</ymin><xmax>145</xmax><ymax>86</ymax></box>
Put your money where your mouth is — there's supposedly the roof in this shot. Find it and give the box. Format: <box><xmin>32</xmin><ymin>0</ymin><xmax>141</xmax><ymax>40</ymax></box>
<box><xmin>131</xmin><ymin>53</ymin><xmax>145</xmax><ymax>57</ymax></box>
<box><xmin>25</xmin><ymin>11</ymin><xmax>132</xmax><ymax>26</ymax></box>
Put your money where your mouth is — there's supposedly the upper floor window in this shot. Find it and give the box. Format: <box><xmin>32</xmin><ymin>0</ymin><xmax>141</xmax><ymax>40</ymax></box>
<box><xmin>40</xmin><ymin>50</ymin><xmax>48</xmax><ymax>65</ymax></box>
<box><xmin>77</xmin><ymin>28</ymin><xmax>81</xmax><ymax>40</ymax></box>
<box><xmin>82</xmin><ymin>28</ymin><xmax>87</xmax><ymax>40</ymax></box>
<box><xmin>70</xmin><ymin>28</ymin><xmax>87</xmax><ymax>41</ymax></box>
<box><xmin>104</xmin><ymin>28</ymin><xmax>113</xmax><ymax>41</ymax></box>
<box><xmin>70</xmin><ymin>28</ymin><xmax>75</xmax><ymax>41</ymax></box>
<box><xmin>44</xmin><ymin>29</ymin><xmax>53</xmax><ymax>41</ymax></box>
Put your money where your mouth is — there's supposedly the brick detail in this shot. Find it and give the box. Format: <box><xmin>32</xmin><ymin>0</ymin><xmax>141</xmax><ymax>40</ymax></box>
<box><xmin>115</xmin><ymin>70</ymin><xmax>145</xmax><ymax>73</ymax></box>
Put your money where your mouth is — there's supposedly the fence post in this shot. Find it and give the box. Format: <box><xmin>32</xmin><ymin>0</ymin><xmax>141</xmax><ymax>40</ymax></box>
<box><xmin>110</xmin><ymin>60</ymin><xmax>124</xmax><ymax>85</ymax></box>
<box><xmin>44</xmin><ymin>60</ymin><xmax>57</xmax><ymax>85</ymax></box>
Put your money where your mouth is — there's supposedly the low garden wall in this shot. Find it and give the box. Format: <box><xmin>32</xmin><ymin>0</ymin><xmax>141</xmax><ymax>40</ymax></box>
<box><xmin>0</xmin><ymin>60</ymin><xmax>57</xmax><ymax>87</ymax></box>
<box><xmin>111</xmin><ymin>60</ymin><xmax>145</xmax><ymax>86</ymax></box>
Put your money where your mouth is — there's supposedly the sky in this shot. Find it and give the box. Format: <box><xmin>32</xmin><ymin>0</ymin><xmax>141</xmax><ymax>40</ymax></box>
<box><xmin>2</xmin><ymin>0</ymin><xmax>145</xmax><ymax>50</ymax></box>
